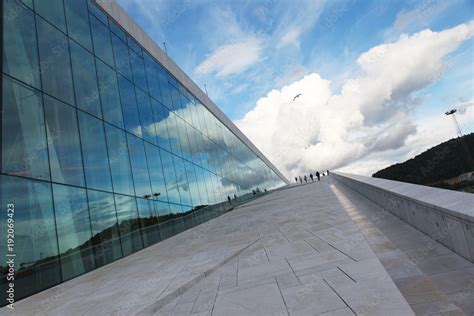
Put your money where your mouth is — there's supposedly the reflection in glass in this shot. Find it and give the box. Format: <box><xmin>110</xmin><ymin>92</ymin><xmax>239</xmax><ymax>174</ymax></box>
<box><xmin>96</xmin><ymin>59</ymin><xmax>124</xmax><ymax>128</ymax></box>
<box><xmin>185</xmin><ymin>161</ymin><xmax>202</xmax><ymax>207</ymax></box>
<box><xmin>36</xmin><ymin>16</ymin><xmax>75</xmax><ymax>105</ymax></box>
<box><xmin>35</xmin><ymin>0</ymin><xmax>66</xmax><ymax>32</ymax></box>
<box><xmin>160</xmin><ymin>149</ymin><xmax>180</xmax><ymax>205</ymax></box>
<box><xmin>127</xmin><ymin>134</ymin><xmax>152</xmax><ymax>198</ymax></box>
<box><xmin>136</xmin><ymin>87</ymin><xmax>157</xmax><ymax>144</ymax></box>
<box><xmin>144</xmin><ymin>143</ymin><xmax>168</xmax><ymax>202</ymax></box>
<box><xmin>144</xmin><ymin>53</ymin><xmax>161</xmax><ymax>102</ymax></box>
<box><xmin>151</xmin><ymin>100</ymin><xmax>171</xmax><ymax>151</ymax></box>
<box><xmin>78</xmin><ymin>111</ymin><xmax>113</xmax><ymax>192</ymax></box>
<box><xmin>137</xmin><ymin>199</ymin><xmax>160</xmax><ymax>247</ymax></box>
<box><xmin>2</xmin><ymin>76</ymin><xmax>49</xmax><ymax>180</ymax></box>
<box><xmin>130</xmin><ymin>50</ymin><xmax>148</xmax><ymax>93</ymax></box>
<box><xmin>154</xmin><ymin>201</ymin><xmax>172</xmax><ymax>239</ymax></box>
<box><xmin>3</xmin><ymin>0</ymin><xmax>40</xmax><ymax>88</ymax></box>
<box><xmin>88</xmin><ymin>190</ymin><xmax>122</xmax><ymax>267</ymax></box>
<box><xmin>118</xmin><ymin>75</ymin><xmax>142</xmax><ymax>137</ymax></box>
<box><xmin>104</xmin><ymin>124</ymin><xmax>135</xmax><ymax>196</ymax></box>
<box><xmin>44</xmin><ymin>95</ymin><xmax>85</xmax><ymax>187</ymax></box>
<box><xmin>0</xmin><ymin>175</ymin><xmax>61</xmax><ymax>302</ymax></box>
<box><xmin>112</xmin><ymin>34</ymin><xmax>132</xmax><ymax>81</ymax></box>
<box><xmin>90</xmin><ymin>14</ymin><xmax>114</xmax><ymax>67</ymax></box>
<box><xmin>70</xmin><ymin>40</ymin><xmax>101</xmax><ymax>118</ymax></box>
<box><xmin>53</xmin><ymin>184</ymin><xmax>95</xmax><ymax>281</ymax></box>
<box><xmin>174</xmin><ymin>156</ymin><xmax>192</xmax><ymax>206</ymax></box>
<box><xmin>64</xmin><ymin>0</ymin><xmax>92</xmax><ymax>51</ymax></box>
<box><xmin>114</xmin><ymin>195</ymin><xmax>142</xmax><ymax>256</ymax></box>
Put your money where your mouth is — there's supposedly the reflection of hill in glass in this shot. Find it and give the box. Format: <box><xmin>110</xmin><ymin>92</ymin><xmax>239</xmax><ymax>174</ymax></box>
<box><xmin>0</xmin><ymin>205</ymin><xmax>208</xmax><ymax>275</ymax></box>
<box><xmin>0</xmin><ymin>191</ymin><xmax>268</xmax><ymax>306</ymax></box>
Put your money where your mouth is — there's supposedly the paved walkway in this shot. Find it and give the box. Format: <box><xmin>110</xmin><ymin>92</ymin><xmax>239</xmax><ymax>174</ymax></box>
<box><xmin>332</xmin><ymin>179</ymin><xmax>474</xmax><ymax>315</ymax></box>
<box><xmin>147</xmin><ymin>180</ymin><xmax>413</xmax><ymax>315</ymax></box>
<box><xmin>3</xmin><ymin>179</ymin><xmax>417</xmax><ymax>315</ymax></box>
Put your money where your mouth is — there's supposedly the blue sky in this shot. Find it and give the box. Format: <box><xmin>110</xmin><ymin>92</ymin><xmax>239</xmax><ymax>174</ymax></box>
<box><xmin>118</xmin><ymin>0</ymin><xmax>473</xmax><ymax>176</ymax></box>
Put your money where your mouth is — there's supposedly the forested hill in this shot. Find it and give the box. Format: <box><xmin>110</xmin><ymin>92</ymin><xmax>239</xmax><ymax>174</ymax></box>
<box><xmin>372</xmin><ymin>133</ymin><xmax>474</xmax><ymax>185</ymax></box>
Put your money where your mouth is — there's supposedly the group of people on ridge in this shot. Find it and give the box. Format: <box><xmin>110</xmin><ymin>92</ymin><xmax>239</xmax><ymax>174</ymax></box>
<box><xmin>295</xmin><ymin>170</ymin><xmax>329</xmax><ymax>184</ymax></box>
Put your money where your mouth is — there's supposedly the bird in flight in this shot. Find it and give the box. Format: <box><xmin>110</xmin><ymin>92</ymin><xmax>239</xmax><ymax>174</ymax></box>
<box><xmin>293</xmin><ymin>93</ymin><xmax>302</xmax><ymax>101</ymax></box>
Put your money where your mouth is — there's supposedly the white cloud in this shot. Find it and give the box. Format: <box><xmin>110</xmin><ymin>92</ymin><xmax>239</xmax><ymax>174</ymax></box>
<box><xmin>277</xmin><ymin>28</ymin><xmax>301</xmax><ymax>48</ymax></box>
<box><xmin>235</xmin><ymin>21</ymin><xmax>474</xmax><ymax>178</ymax></box>
<box><xmin>194</xmin><ymin>37</ymin><xmax>264</xmax><ymax>77</ymax></box>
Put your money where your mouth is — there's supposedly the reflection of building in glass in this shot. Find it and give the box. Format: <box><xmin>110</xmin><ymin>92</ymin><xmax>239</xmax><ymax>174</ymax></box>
<box><xmin>0</xmin><ymin>0</ymin><xmax>288</xmax><ymax>305</ymax></box>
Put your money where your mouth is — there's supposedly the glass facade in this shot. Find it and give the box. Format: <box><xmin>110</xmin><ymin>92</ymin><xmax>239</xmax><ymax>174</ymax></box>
<box><xmin>0</xmin><ymin>0</ymin><xmax>287</xmax><ymax>306</ymax></box>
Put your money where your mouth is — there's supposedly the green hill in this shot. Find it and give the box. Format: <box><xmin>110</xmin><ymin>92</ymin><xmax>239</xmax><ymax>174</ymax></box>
<box><xmin>372</xmin><ymin>133</ymin><xmax>474</xmax><ymax>189</ymax></box>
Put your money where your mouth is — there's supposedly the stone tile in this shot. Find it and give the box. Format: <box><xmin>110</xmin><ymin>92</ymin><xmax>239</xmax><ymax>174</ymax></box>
<box><xmin>276</xmin><ymin>272</ymin><xmax>301</xmax><ymax>289</ymax></box>
<box><xmin>447</xmin><ymin>290</ymin><xmax>474</xmax><ymax>314</ymax></box>
<box><xmin>394</xmin><ymin>276</ymin><xmax>448</xmax><ymax>305</ymax></box>
<box><xmin>325</xmin><ymin>274</ymin><xmax>414</xmax><ymax>315</ymax></box>
<box><xmin>417</xmin><ymin>253</ymin><xmax>473</xmax><ymax>276</ymax></box>
<box><xmin>411</xmin><ymin>300</ymin><xmax>463</xmax><ymax>315</ymax></box>
<box><xmin>281</xmin><ymin>279</ymin><xmax>346</xmax><ymax>315</ymax></box>
<box><xmin>430</xmin><ymin>268</ymin><xmax>474</xmax><ymax>295</ymax></box>
<box><xmin>320</xmin><ymin>307</ymin><xmax>355</xmax><ymax>316</ymax></box>
<box><xmin>212</xmin><ymin>283</ymin><xmax>287</xmax><ymax>315</ymax></box>
<box><xmin>287</xmin><ymin>249</ymin><xmax>349</xmax><ymax>272</ymax></box>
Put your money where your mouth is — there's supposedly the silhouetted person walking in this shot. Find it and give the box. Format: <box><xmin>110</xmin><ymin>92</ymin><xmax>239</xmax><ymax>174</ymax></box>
<box><xmin>295</xmin><ymin>177</ymin><xmax>298</xmax><ymax>183</ymax></box>
<box><xmin>327</xmin><ymin>170</ymin><xmax>330</xmax><ymax>176</ymax></box>
<box><xmin>299</xmin><ymin>176</ymin><xmax>302</xmax><ymax>184</ymax></box>
<box><xmin>304</xmin><ymin>175</ymin><xmax>307</xmax><ymax>183</ymax></box>
<box><xmin>310</xmin><ymin>173</ymin><xmax>314</xmax><ymax>182</ymax></box>
<box><xmin>316</xmin><ymin>171</ymin><xmax>320</xmax><ymax>181</ymax></box>
<box><xmin>227</xmin><ymin>195</ymin><xmax>232</xmax><ymax>204</ymax></box>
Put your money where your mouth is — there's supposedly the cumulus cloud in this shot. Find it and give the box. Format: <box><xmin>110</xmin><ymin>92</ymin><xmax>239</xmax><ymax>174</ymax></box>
<box><xmin>235</xmin><ymin>21</ymin><xmax>474</xmax><ymax>178</ymax></box>
<box><xmin>195</xmin><ymin>37</ymin><xmax>264</xmax><ymax>77</ymax></box>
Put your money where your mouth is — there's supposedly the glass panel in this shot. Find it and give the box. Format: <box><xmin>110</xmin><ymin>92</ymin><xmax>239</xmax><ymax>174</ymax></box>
<box><xmin>3</xmin><ymin>0</ymin><xmax>40</xmax><ymax>88</ymax></box>
<box><xmin>36</xmin><ymin>16</ymin><xmax>75</xmax><ymax>105</ymax></box>
<box><xmin>160</xmin><ymin>149</ymin><xmax>180</xmax><ymax>204</ymax></box>
<box><xmin>104</xmin><ymin>124</ymin><xmax>135</xmax><ymax>195</ymax></box>
<box><xmin>53</xmin><ymin>184</ymin><xmax>95</xmax><ymax>281</ymax></box>
<box><xmin>117</xmin><ymin>75</ymin><xmax>141</xmax><ymax>136</ymax></box>
<box><xmin>195</xmin><ymin>166</ymin><xmax>209</xmax><ymax>205</ymax></box>
<box><xmin>114</xmin><ymin>194</ymin><xmax>142</xmax><ymax>256</ymax></box>
<box><xmin>127</xmin><ymin>134</ymin><xmax>152</xmax><ymax>198</ymax></box>
<box><xmin>110</xmin><ymin>20</ymin><xmax>126</xmax><ymax>42</ymax></box>
<box><xmin>127</xmin><ymin>36</ymin><xmax>142</xmax><ymax>56</ymax></box>
<box><xmin>155</xmin><ymin>201</ymin><xmax>173</xmax><ymax>239</ymax></box>
<box><xmin>174</xmin><ymin>156</ymin><xmax>192</xmax><ymax>206</ymax></box>
<box><xmin>130</xmin><ymin>50</ymin><xmax>148</xmax><ymax>93</ymax></box>
<box><xmin>88</xmin><ymin>190</ymin><xmax>122</xmax><ymax>267</ymax></box>
<box><xmin>0</xmin><ymin>175</ymin><xmax>61</xmax><ymax>302</ymax></box>
<box><xmin>185</xmin><ymin>161</ymin><xmax>202</xmax><ymax>207</ymax></box>
<box><xmin>151</xmin><ymin>99</ymin><xmax>171</xmax><ymax>151</ymax></box>
<box><xmin>144</xmin><ymin>53</ymin><xmax>161</xmax><ymax>102</ymax></box>
<box><xmin>137</xmin><ymin>198</ymin><xmax>160</xmax><ymax>247</ymax></box>
<box><xmin>78</xmin><ymin>111</ymin><xmax>113</xmax><ymax>191</ymax></box>
<box><xmin>144</xmin><ymin>143</ymin><xmax>168</xmax><ymax>202</ymax></box>
<box><xmin>2</xmin><ymin>76</ymin><xmax>49</xmax><ymax>180</ymax></box>
<box><xmin>167</xmin><ymin>112</ymin><xmax>183</xmax><ymax>157</ymax></box>
<box><xmin>136</xmin><ymin>88</ymin><xmax>157</xmax><ymax>144</ymax></box>
<box><xmin>96</xmin><ymin>59</ymin><xmax>124</xmax><ymax>128</ymax></box>
<box><xmin>70</xmin><ymin>40</ymin><xmax>101</xmax><ymax>118</ymax></box>
<box><xmin>90</xmin><ymin>14</ymin><xmax>114</xmax><ymax>67</ymax></box>
<box><xmin>44</xmin><ymin>95</ymin><xmax>85</xmax><ymax>187</ymax></box>
<box><xmin>21</xmin><ymin>0</ymin><xmax>33</xmax><ymax>8</ymax></box>
<box><xmin>35</xmin><ymin>0</ymin><xmax>66</xmax><ymax>32</ymax></box>
<box><xmin>112</xmin><ymin>34</ymin><xmax>132</xmax><ymax>81</ymax></box>
<box><xmin>64</xmin><ymin>0</ymin><xmax>92</xmax><ymax>51</ymax></box>
<box><xmin>87</xmin><ymin>0</ymin><xmax>108</xmax><ymax>25</ymax></box>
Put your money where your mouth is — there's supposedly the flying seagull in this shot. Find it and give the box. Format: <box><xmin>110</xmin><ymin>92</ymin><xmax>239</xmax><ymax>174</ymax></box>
<box><xmin>293</xmin><ymin>93</ymin><xmax>302</xmax><ymax>101</ymax></box>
